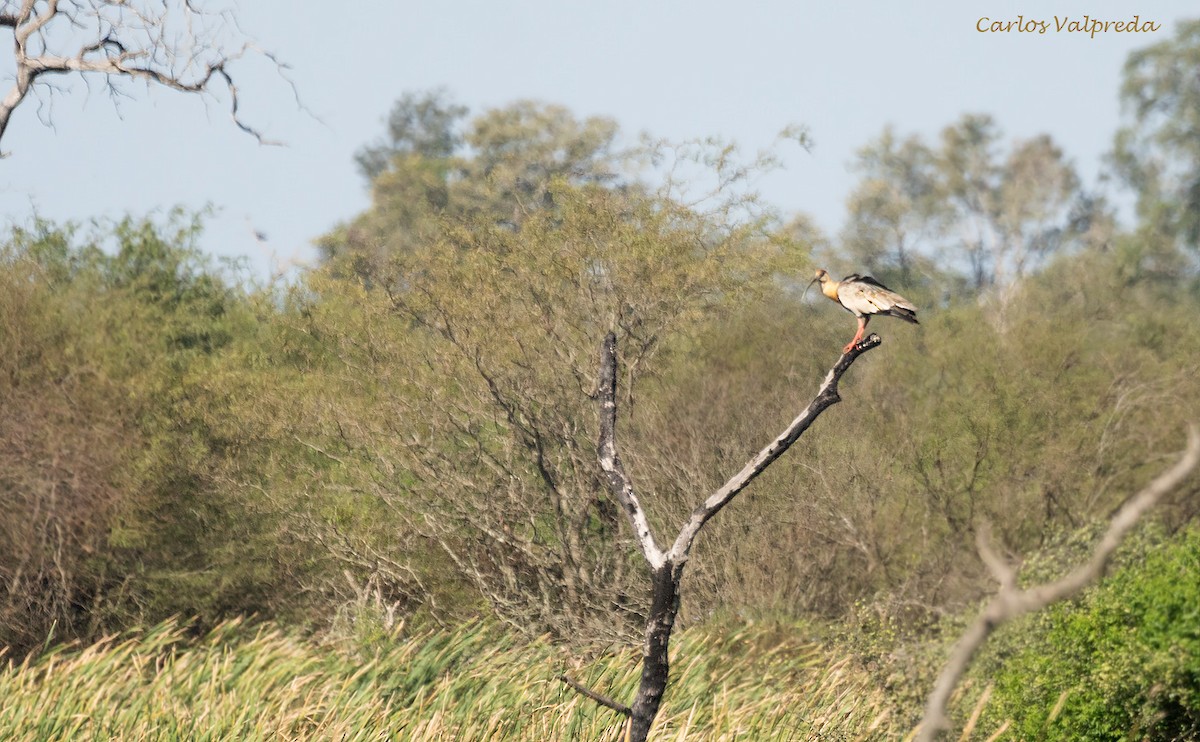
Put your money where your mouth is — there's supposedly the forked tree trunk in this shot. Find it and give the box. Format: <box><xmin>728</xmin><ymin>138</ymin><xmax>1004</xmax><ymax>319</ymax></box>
<box><xmin>562</xmin><ymin>330</ymin><xmax>883</xmax><ymax>742</ymax></box>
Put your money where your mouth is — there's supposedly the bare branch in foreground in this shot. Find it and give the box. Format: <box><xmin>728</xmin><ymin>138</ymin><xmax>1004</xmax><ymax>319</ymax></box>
<box><xmin>917</xmin><ymin>424</ymin><xmax>1200</xmax><ymax>741</ymax></box>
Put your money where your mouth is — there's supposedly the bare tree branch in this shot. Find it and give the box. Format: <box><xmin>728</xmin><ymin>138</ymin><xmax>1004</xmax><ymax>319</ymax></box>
<box><xmin>576</xmin><ymin>330</ymin><xmax>883</xmax><ymax>741</ymax></box>
<box><xmin>917</xmin><ymin>424</ymin><xmax>1200</xmax><ymax>741</ymax></box>
<box><xmin>557</xmin><ymin>673</ymin><xmax>632</xmax><ymax>717</ymax></box>
<box><xmin>598</xmin><ymin>331</ymin><xmax>666</xmax><ymax>570</ymax></box>
<box><xmin>668</xmin><ymin>333</ymin><xmax>883</xmax><ymax>564</ymax></box>
<box><xmin>0</xmin><ymin>0</ymin><xmax>292</xmax><ymax>152</ymax></box>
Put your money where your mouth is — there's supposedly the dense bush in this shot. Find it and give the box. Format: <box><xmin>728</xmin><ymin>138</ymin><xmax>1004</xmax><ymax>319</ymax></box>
<box><xmin>976</xmin><ymin>525</ymin><xmax>1200</xmax><ymax>740</ymax></box>
<box><xmin>0</xmin><ymin>215</ymin><xmax>304</xmax><ymax>654</ymax></box>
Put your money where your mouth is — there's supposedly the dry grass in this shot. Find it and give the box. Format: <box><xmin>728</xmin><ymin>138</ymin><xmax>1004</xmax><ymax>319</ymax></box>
<box><xmin>0</xmin><ymin>618</ymin><xmax>905</xmax><ymax>740</ymax></box>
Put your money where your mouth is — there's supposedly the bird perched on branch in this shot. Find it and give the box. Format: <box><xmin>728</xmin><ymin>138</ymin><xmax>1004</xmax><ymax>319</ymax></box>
<box><xmin>809</xmin><ymin>269</ymin><xmax>919</xmax><ymax>353</ymax></box>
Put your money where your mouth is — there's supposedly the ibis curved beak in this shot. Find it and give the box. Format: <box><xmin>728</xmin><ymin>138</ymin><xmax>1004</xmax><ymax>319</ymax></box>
<box><xmin>803</xmin><ymin>275</ymin><xmax>819</xmax><ymax>301</ymax></box>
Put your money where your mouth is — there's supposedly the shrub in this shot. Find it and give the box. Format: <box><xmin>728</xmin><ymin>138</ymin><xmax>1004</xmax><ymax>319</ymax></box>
<box><xmin>978</xmin><ymin>525</ymin><xmax>1200</xmax><ymax>740</ymax></box>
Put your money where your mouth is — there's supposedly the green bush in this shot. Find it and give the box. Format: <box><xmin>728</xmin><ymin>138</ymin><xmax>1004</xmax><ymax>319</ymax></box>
<box><xmin>978</xmin><ymin>526</ymin><xmax>1200</xmax><ymax>740</ymax></box>
<box><xmin>0</xmin><ymin>214</ymin><xmax>305</xmax><ymax>654</ymax></box>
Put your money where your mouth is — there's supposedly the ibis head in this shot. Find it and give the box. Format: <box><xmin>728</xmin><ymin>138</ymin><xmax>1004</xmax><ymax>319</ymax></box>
<box><xmin>810</xmin><ymin>269</ymin><xmax>841</xmax><ymax>303</ymax></box>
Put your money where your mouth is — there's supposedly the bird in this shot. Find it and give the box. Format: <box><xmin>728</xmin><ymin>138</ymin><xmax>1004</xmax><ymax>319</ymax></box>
<box><xmin>809</xmin><ymin>269</ymin><xmax>919</xmax><ymax>354</ymax></box>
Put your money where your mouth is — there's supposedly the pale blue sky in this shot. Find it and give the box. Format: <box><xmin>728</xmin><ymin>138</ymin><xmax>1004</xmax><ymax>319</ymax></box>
<box><xmin>1</xmin><ymin>1</ymin><xmax>1193</xmax><ymax>278</ymax></box>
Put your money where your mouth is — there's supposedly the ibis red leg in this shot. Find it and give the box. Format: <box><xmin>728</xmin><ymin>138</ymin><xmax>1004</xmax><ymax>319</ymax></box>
<box><xmin>842</xmin><ymin>316</ymin><xmax>869</xmax><ymax>354</ymax></box>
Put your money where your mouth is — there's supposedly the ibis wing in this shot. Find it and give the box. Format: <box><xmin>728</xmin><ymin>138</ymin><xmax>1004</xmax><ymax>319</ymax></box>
<box><xmin>838</xmin><ymin>280</ymin><xmax>918</xmax><ymax>317</ymax></box>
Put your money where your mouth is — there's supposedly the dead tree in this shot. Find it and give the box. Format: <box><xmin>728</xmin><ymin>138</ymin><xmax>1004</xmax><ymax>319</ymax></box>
<box><xmin>561</xmin><ymin>330</ymin><xmax>882</xmax><ymax>741</ymax></box>
<box><xmin>0</xmin><ymin>0</ymin><xmax>291</xmax><ymax>151</ymax></box>
<box><xmin>916</xmin><ymin>425</ymin><xmax>1200</xmax><ymax>741</ymax></box>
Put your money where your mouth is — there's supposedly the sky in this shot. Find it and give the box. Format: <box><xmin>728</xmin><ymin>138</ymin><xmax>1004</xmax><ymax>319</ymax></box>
<box><xmin>1</xmin><ymin>1</ymin><xmax>1194</xmax><ymax>280</ymax></box>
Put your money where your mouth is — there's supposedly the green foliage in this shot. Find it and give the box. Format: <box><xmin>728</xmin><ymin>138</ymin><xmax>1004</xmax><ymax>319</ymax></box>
<box><xmin>975</xmin><ymin>526</ymin><xmax>1200</xmax><ymax>740</ymax></box>
<box><xmin>0</xmin><ymin>213</ymin><xmax>303</xmax><ymax>654</ymax></box>
<box><xmin>292</xmin><ymin>90</ymin><xmax>1200</xmax><ymax>644</ymax></box>
<box><xmin>322</xmin><ymin>92</ymin><xmax>624</xmax><ymax>280</ymax></box>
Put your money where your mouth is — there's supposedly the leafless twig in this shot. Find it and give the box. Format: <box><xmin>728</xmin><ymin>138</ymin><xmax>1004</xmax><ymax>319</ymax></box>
<box><xmin>0</xmin><ymin>0</ymin><xmax>293</xmax><ymax>152</ymax></box>
<box><xmin>557</xmin><ymin>673</ymin><xmax>632</xmax><ymax>717</ymax></box>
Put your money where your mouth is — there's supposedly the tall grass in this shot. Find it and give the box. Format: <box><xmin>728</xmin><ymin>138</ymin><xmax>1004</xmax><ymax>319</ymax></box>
<box><xmin>0</xmin><ymin>618</ymin><xmax>902</xmax><ymax>740</ymax></box>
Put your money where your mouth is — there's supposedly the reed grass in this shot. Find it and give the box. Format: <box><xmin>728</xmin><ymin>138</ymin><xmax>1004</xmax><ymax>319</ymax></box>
<box><xmin>0</xmin><ymin>618</ymin><xmax>904</xmax><ymax>740</ymax></box>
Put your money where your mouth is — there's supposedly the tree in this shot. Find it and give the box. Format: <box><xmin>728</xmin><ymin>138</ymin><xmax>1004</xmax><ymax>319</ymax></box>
<box><xmin>839</xmin><ymin>116</ymin><xmax>1107</xmax><ymax>325</ymax></box>
<box><xmin>0</xmin><ymin>220</ymin><xmax>128</xmax><ymax>650</ymax></box>
<box><xmin>354</xmin><ymin>89</ymin><xmax>468</xmax><ymax>181</ymax></box>
<box><xmin>297</xmin><ymin>178</ymin><xmax>795</xmax><ymax>639</ymax></box>
<box><xmin>0</xmin><ymin>0</ymin><xmax>288</xmax><ymax>151</ymax></box>
<box><xmin>1112</xmin><ymin>19</ymin><xmax>1200</xmax><ymax>251</ymax></box>
<box><xmin>320</xmin><ymin>94</ymin><xmax>624</xmax><ymax>278</ymax></box>
<box><xmin>0</xmin><ymin>213</ymin><xmax>302</xmax><ymax>654</ymax></box>
<box><xmin>937</xmin><ymin>115</ymin><xmax>1087</xmax><ymax>300</ymax></box>
<box><xmin>560</xmin><ymin>332</ymin><xmax>882</xmax><ymax>741</ymax></box>
<box><xmin>841</xmin><ymin>126</ymin><xmax>943</xmax><ymax>283</ymax></box>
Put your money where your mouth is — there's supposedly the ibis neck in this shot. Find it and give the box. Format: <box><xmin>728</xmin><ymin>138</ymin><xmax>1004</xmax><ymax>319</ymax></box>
<box><xmin>820</xmin><ymin>281</ymin><xmax>840</xmax><ymax>301</ymax></box>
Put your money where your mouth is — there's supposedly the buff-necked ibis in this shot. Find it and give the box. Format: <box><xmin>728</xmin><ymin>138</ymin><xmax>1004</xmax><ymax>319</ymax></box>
<box><xmin>809</xmin><ymin>269</ymin><xmax>919</xmax><ymax>353</ymax></box>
